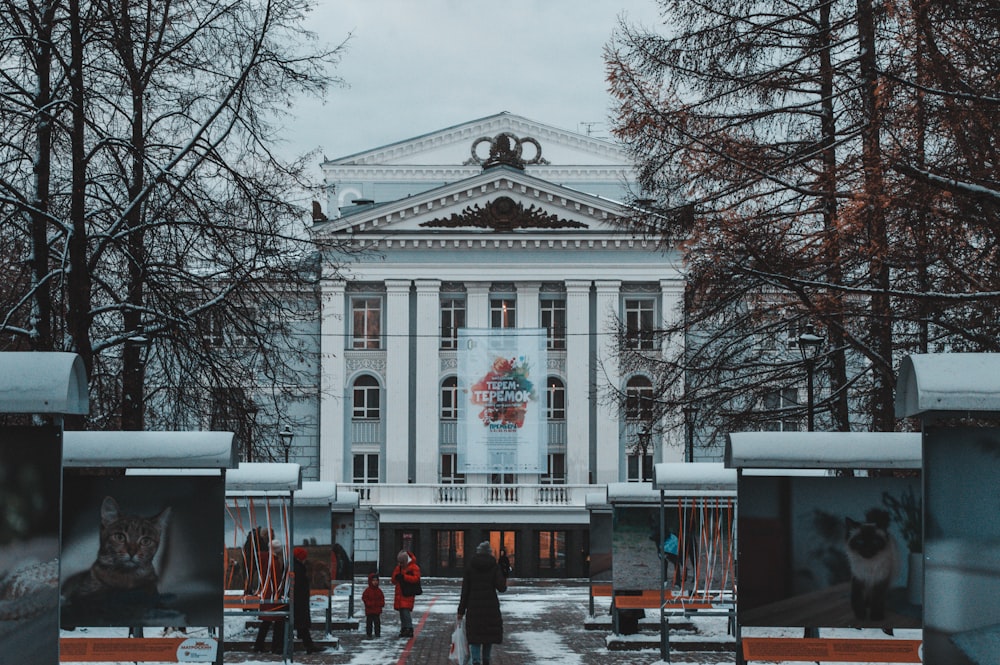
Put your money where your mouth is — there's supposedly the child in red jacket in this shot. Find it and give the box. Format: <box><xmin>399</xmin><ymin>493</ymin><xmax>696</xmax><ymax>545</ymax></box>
<box><xmin>361</xmin><ymin>572</ymin><xmax>385</xmax><ymax>638</ymax></box>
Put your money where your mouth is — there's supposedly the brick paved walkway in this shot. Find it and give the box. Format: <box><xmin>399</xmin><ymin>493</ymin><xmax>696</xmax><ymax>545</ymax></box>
<box><xmin>223</xmin><ymin>578</ymin><xmax>736</xmax><ymax>664</ymax></box>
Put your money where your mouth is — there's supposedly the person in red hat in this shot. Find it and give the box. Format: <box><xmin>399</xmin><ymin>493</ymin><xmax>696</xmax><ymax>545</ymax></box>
<box><xmin>291</xmin><ymin>547</ymin><xmax>320</xmax><ymax>653</ymax></box>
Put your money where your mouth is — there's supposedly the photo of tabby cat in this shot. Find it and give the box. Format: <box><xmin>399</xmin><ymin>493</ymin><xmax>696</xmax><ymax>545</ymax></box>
<box><xmin>61</xmin><ymin>496</ymin><xmax>171</xmax><ymax>626</ymax></box>
<box><xmin>845</xmin><ymin>508</ymin><xmax>901</xmax><ymax>622</ymax></box>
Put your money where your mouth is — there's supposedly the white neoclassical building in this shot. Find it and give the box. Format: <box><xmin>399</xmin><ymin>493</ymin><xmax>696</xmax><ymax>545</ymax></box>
<box><xmin>310</xmin><ymin>113</ymin><xmax>685</xmax><ymax>577</ymax></box>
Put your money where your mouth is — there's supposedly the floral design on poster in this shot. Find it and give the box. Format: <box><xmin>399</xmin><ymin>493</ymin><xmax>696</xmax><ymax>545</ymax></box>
<box><xmin>469</xmin><ymin>356</ymin><xmax>536</xmax><ymax>430</ymax></box>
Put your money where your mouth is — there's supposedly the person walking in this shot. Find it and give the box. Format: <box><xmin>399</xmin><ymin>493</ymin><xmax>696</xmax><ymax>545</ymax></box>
<box><xmin>291</xmin><ymin>548</ymin><xmax>321</xmax><ymax>653</ymax></box>
<box><xmin>392</xmin><ymin>549</ymin><xmax>421</xmax><ymax>638</ymax></box>
<box><xmin>457</xmin><ymin>541</ymin><xmax>508</xmax><ymax>665</ymax></box>
<box><xmin>361</xmin><ymin>572</ymin><xmax>385</xmax><ymax>638</ymax></box>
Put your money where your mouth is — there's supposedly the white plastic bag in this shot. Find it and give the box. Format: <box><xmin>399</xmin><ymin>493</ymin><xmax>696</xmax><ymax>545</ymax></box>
<box><xmin>448</xmin><ymin>617</ymin><xmax>469</xmax><ymax>665</ymax></box>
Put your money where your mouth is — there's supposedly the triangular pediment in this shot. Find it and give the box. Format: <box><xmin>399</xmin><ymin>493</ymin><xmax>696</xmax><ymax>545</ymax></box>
<box><xmin>322</xmin><ymin>112</ymin><xmax>629</xmax><ymax>168</ymax></box>
<box><xmin>311</xmin><ymin>165</ymin><xmax>628</xmax><ymax>237</ymax></box>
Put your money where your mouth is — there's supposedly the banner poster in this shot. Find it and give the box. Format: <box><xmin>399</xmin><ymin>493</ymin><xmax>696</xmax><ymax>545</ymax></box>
<box><xmin>457</xmin><ymin>328</ymin><xmax>547</xmax><ymax>474</ymax></box>
<box><xmin>0</xmin><ymin>425</ymin><xmax>61</xmax><ymax>663</ymax></box>
<box><xmin>923</xmin><ymin>427</ymin><xmax>1000</xmax><ymax>665</ymax></box>
<box><xmin>737</xmin><ymin>474</ymin><xmax>922</xmax><ymax>630</ymax></box>
<box><xmin>61</xmin><ymin>473</ymin><xmax>224</xmax><ymax>627</ymax></box>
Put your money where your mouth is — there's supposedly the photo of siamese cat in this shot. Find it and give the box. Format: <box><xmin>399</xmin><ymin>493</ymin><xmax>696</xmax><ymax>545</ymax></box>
<box><xmin>845</xmin><ymin>508</ymin><xmax>901</xmax><ymax>622</ymax></box>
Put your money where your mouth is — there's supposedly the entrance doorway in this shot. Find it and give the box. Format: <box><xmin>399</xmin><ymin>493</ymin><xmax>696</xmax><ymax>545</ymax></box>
<box><xmin>489</xmin><ymin>530</ymin><xmax>516</xmax><ymax>575</ymax></box>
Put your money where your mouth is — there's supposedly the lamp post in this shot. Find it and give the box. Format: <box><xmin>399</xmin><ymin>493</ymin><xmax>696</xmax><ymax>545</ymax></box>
<box><xmin>682</xmin><ymin>404</ymin><xmax>698</xmax><ymax>463</ymax></box>
<box><xmin>797</xmin><ymin>324</ymin><xmax>824</xmax><ymax>432</ymax></box>
<box><xmin>279</xmin><ymin>426</ymin><xmax>294</xmax><ymax>463</ymax></box>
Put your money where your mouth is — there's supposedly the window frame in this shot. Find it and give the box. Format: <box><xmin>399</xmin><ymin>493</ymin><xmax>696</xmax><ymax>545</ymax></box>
<box><xmin>352</xmin><ymin>452</ymin><xmax>379</xmax><ymax>483</ymax></box>
<box><xmin>624</xmin><ymin>298</ymin><xmax>656</xmax><ymax>351</ymax></box>
<box><xmin>352</xmin><ymin>375</ymin><xmax>381</xmax><ymax>420</ymax></box>
<box><xmin>540</xmin><ymin>298</ymin><xmax>566</xmax><ymax>350</ymax></box>
<box><xmin>351</xmin><ymin>296</ymin><xmax>382</xmax><ymax>349</ymax></box>
<box><xmin>440</xmin><ymin>297</ymin><xmax>466</xmax><ymax>350</ymax></box>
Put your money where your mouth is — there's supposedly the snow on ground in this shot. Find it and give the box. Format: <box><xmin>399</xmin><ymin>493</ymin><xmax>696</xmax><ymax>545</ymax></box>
<box><xmin>59</xmin><ymin>580</ymin><xmax>923</xmax><ymax>665</ymax></box>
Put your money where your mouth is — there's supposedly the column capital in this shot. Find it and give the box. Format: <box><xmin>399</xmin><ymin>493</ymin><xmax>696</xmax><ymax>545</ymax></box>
<box><xmin>384</xmin><ymin>279</ymin><xmax>411</xmax><ymax>293</ymax></box>
<box><xmin>565</xmin><ymin>280</ymin><xmax>591</xmax><ymax>293</ymax></box>
<box><xmin>594</xmin><ymin>280</ymin><xmax>622</xmax><ymax>294</ymax></box>
<box><xmin>415</xmin><ymin>279</ymin><xmax>442</xmax><ymax>292</ymax></box>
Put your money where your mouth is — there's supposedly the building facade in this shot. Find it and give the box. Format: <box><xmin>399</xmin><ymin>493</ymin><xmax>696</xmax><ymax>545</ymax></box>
<box><xmin>310</xmin><ymin>113</ymin><xmax>686</xmax><ymax>577</ymax></box>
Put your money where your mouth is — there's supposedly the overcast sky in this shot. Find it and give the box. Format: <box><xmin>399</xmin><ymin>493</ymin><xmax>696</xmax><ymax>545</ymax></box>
<box><xmin>279</xmin><ymin>0</ymin><xmax>665</xmax><ymax>162</ymax></box>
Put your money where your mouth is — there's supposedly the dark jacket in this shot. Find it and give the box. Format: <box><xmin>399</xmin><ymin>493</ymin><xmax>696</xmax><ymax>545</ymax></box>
<box><xmin>457</xmin><ymin>552</ymin><xmax>507</xmax><ymax>644</ymax></box>
<box><xmin>293</xmin><ymin>557</ymin><xmax>311</xmax><ymax>629</ymax></box>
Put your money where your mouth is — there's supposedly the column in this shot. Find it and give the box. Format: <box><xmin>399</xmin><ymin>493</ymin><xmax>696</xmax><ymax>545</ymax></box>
<box><xmin>518</xmin><ymin>282</ymin><xmax>541</xmax><ymax>329</ymax></box>
<box><xmin>414</xmin><ymin>279</ymin><xmax>441</xmax><ymax>483</ymax></box>
<box><xmin>594</xmin><ymin>280</ymin><xmax>622</xmax><ymax>484</ymax></box>
<box><xmin>660</xmin><ymin>279</ymin><xmax>686</xmax><ymax>462</ymax></box>
<box><xmin>384</xmin><ymin>280</ymin><xmax>411</xmax><ymax>483</ymax></box>
<box><xmin>463</xmin><ymin>283</ymin><xmax>489</xmax><ymax>483</ymax></box>
<box><xmin>516</xmin><ymin>282</ymin><xmax>541</xmax><ymax>481</ymax></box>
<box><xmin>319</xmin><ymin>279</ymin><xmax>346</xmax><ymax>481</ymax></box>
<box><xmin>465</xmin><ymin>282</ymin><xmax>489</xmax><ymax>329</ymax></box>
<box><xmin>564</xmin><ymin>280</ymin><xmax>591</xmax><ymax>485</ymax></box>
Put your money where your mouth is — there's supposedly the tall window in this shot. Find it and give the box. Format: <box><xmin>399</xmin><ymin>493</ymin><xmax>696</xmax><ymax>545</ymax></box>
<box><xmin>625</xmin><ymin>376</ymin><xmax>655</xmax><ymax>422</ymax></box>
<box><xmin>351</xmin><ymin>297</ymin><xmax>381</xmax><ymax>349</ymax></box>
<box><xmin>490</xmin><ymin>297</ymin><xmax>516</xmax><ymax>328</ymax></box>
<box><xmin>763</xmin><ymin>387</ymin><xmax>800</xmax><ymax>431</ymax></box>
<box><xmin>435</xmin><ymin>530</ymin><xmax>465</xmax><ymax>570</ymax></box>
<box><xmin>540</xmin><ymin>298</ymin><xmax>566</xmax><ymax>349</ymax></box>
<box><xmin>624</xmin><ymin>298</ymin><xmax>655</xmax><ymax>350</ymax></box>
<box><xmin>440</xmin><ymin>298</ymin><xmax>465</xmax><ymax>349</ymax></box>
<box><xmin>541</xmin><ymin>453</ymin><xmax>566</xmax><ymax>484</ymax></box>
<box><xmin>352</xmin><ymin>375</ymin><xmax>380</xmax><ymax>419</ymax></box>
<box><xmin>627</xmin><ymin>452</ymin><xmax>654</xmax><ymax>482</ymax></box>
<box><xmin>538</xmin><ymin>531</ymin><xmax>566</xmax><ymax>571</ymax></box>
<box><xmin>626</xmin><ymin>375</ymin><xmax>655</xmax><ymax>482</ymax></box>
<box><xmin>353</xmin><ymin>453</ymin><xmax>379</xmax><ymax>483</ymax></box>
<box><xmin>440</xmin><ymin>376</ymin><xmax>458</xmax><ymax>420</ymax></box>
<box><xmin>440</xmin><ymin>453</ymin><xmax>465</xmax><ymax>484</ymax></box>
<box><xmin>547</xmin><ymin>377</ymin><xmax>565</xmax><ymax>420</ymax></box>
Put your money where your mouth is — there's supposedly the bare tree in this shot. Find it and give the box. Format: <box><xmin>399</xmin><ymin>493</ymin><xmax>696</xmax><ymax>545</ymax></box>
<box><xmin>605</xmin><ymin>0</ymin><xmax>999</xmax><ymax>450</ymax></box>
<box><xmin>0</xmin><ymin>0</ymin><xmax>350</xmax><ymax>456</ymax></box>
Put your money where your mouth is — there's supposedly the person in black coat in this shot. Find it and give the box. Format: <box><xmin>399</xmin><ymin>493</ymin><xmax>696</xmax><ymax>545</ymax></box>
<box><xmin>291</xmin><ymin>548</ymin><xmax>321</xmax><ymax>654</ymax></box>
<box><xmin>457</xmin><ymin>541</ymin><xmax>507</xmax><ymax>665</ymax></box>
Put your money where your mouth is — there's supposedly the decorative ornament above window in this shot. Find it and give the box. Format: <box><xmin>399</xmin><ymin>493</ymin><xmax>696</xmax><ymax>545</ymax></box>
<box><xmin>420</xmin><ymin>196</ymin><xmax>588</xmax><ymax>232</ymax></box>
<box><xmin>467</xmin><ymin>132</ymin><xmax>550</xmax><ymax>170</ymax></box>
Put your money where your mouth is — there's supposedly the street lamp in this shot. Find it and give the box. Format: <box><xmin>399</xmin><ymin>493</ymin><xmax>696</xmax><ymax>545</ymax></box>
<box><xmin>682</xmin><ymin>404</ymin><xmax>698</xmax><ymax>463</ymax></box>
<box><xmin>278</xmin><ymin>426</ymin><xmax>294</xmax><ymax>463</ymax></box>
<box><xmin>797</xmin><ymin>324</ymin><xmax>824</xmax><ymax>431</ymax></box>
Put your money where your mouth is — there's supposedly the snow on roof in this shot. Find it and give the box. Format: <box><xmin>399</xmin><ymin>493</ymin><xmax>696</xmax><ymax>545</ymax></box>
<box><xmin>725</xmin><ymin>431</ymin><xmax>921</xmax><ymax>469</ymax></box>
<box><xmin>653</xmin><ymin>463</ymin><xmax>737</xmax><ymax>493</ymax></box>
<box><xmin>63</xmin><ymin>431</ymin><xmax>236</xmax><ymax>468</ymax></box>
<box><xmin>896</xmin><ymin>353</ymin><xmax>1000</xmax><ymax>417</ymax></box>
<box><xmin>0</xmin><ymin>352</ymin><xmax>88</xmax><ymax>414</ymax></box>
<box><xmin>225</xmin><ymin>462</ymin><xmax>302</xmax><ymax>494</ymax></box>
<box><xmin>295</xmin><ymin>481</ymin><xmax>338</xmax><ymax>506</ymax></box>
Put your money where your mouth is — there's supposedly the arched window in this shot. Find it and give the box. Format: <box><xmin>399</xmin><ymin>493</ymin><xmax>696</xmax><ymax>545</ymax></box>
<box><xmin>352</xmin><ymin>375</ymin><xmax>380</xmax><ymax>419</ymax></box>
<box><xmin>441</xmin><ymin>376</ymin><xmax>458</xmax><ymax>420</ymax></box>
<box><xmin>547</xmin><ymin>377</ymin><xmax>565</xmax><ymax>420</ymax></box>
<box><xmin>625</xmin><ymin>376</ymin><xmax>654</xmax><ymax>421</ymax></box>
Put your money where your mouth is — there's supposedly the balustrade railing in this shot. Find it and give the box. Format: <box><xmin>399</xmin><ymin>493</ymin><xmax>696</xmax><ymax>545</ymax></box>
<box><xmin>343</xmin><ymin>482</ymin><xmax>591</xmax><ymax>508</ymax></box>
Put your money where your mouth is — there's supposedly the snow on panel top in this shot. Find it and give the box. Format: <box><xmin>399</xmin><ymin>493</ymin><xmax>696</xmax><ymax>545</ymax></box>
<box><xmin>225</xmin><ymin>462</ymin><xmax>302</xmax><ymax>494</ymax></box>
<box><xmin>653</xmin><ymin>463</ymin><xmax>737</xmax><ymax>493</ymax></box>
<box><xmin>295</xmin><ymin>481</ymin><xmax>338</xmax><ymax>506</ymax></box>
<box><xmin>725</xmin><ymin>431</ymin><xmax>921</xmax><ymax>469</ymax></box>
<box><xmin>0</xmin><ymin>352</ymin><xmax>88</xmax><ymax>414</ymax></box>
<box><xmin>896</xmin><ymin>353</ymin><xmax>1000</xmax><ymax>417</ymax></box>
<box><xmin>585</xmin><ymin>491</ymin><xmax>610</xmax><ymax>509</ymax></box>
<box><xmin>63</xmin><ymin>431</ymin><xmax>236</xmax><ymax>468</ymax></box>
<box><xmin>606</xmin><ymin>482</ymin><xmax>660</xmax><ymax>504</ymax></box>
<box><xmin>331</xmin><ymin>490</ymin><xmax>360</xmax><ymax>510</ymax></box>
